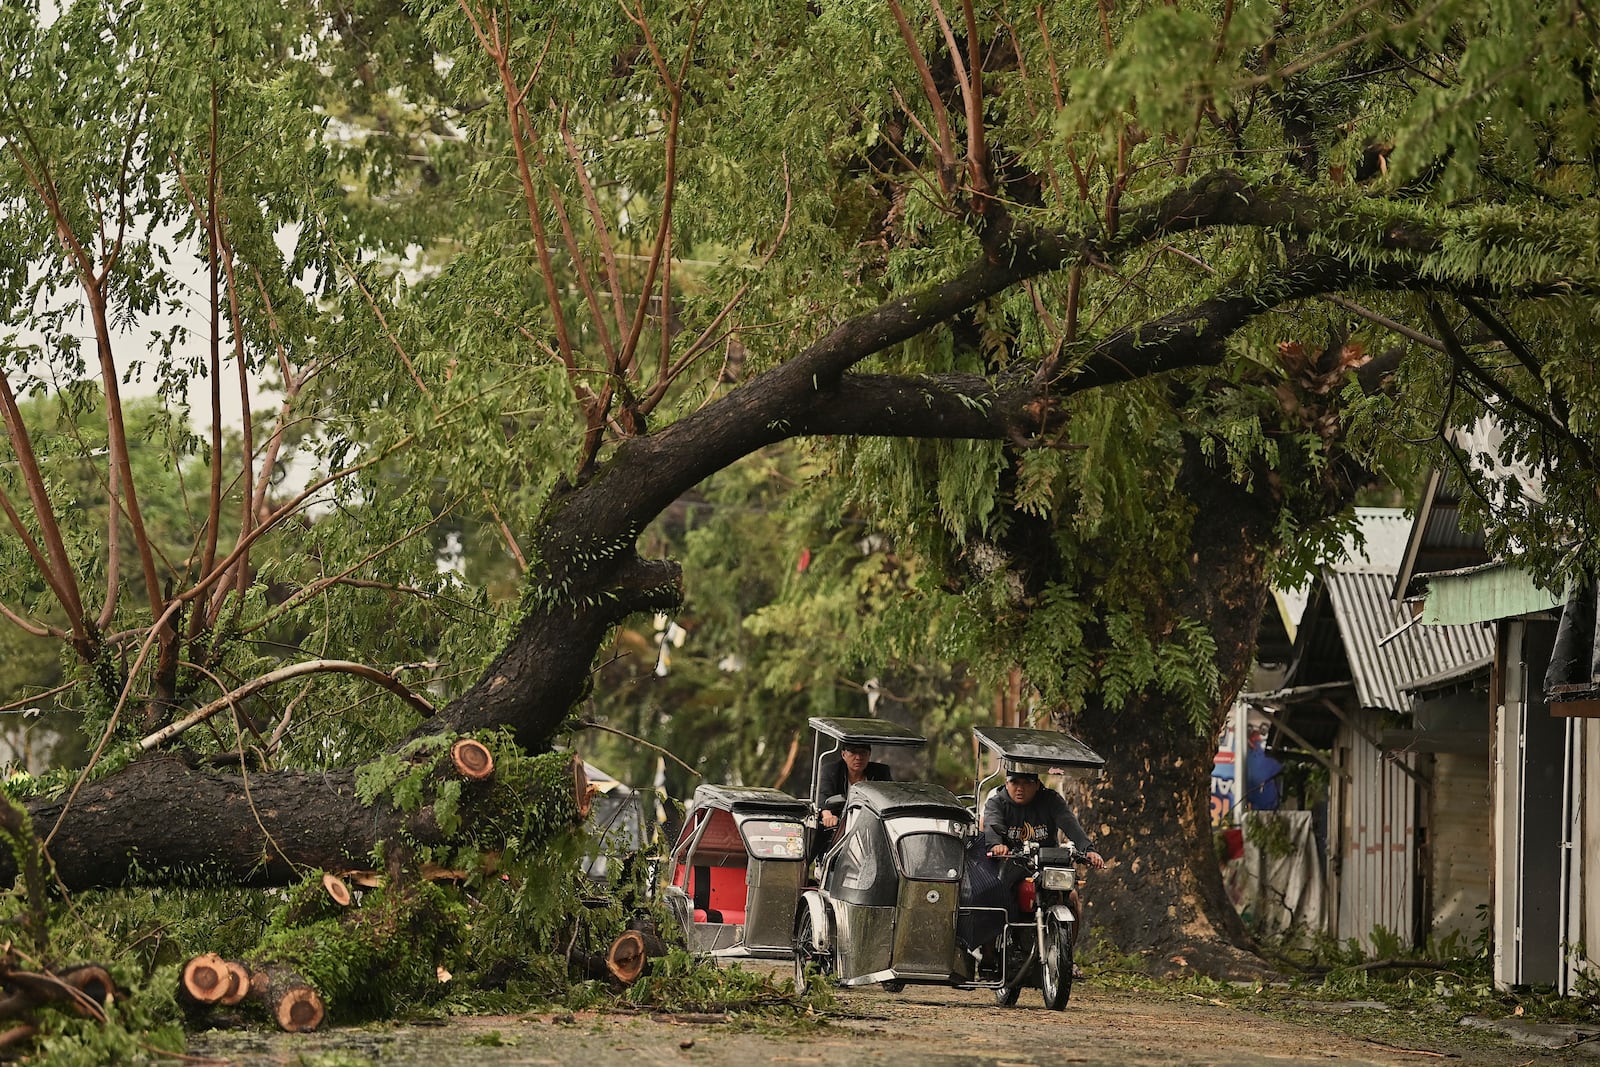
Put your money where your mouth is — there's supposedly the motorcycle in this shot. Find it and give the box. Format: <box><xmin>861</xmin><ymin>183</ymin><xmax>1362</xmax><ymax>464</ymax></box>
<box><xmin>992</xmin><ymin>840</ymin><xmax>1082</xmax><ymax>1010</ymax></box>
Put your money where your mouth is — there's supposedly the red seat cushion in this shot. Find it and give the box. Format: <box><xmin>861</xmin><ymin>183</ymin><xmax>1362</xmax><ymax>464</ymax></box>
<box><xmin>679</xmin><ymin>864</ymin><xmax>746</xmax><ymax>925</ymax></box>
<box><xmin>705</xmin><ymin>865</ymin><xmax>746</xmax><ymax>924</ymax></box>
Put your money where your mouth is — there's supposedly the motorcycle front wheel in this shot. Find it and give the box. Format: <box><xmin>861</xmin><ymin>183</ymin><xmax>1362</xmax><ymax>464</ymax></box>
<box><xmin>794</xmin><ymin>908</ymin><xmax>831</xmax><ymax>995</ymax></box>
<box><xmin>1040</xmin><ymin>916</ymin><xmax>1074</xmax><ymax>1010</ymax></box>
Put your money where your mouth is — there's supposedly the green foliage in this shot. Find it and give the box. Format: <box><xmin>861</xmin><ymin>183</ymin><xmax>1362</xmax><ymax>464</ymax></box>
<box><xmin>257</xmin><ymin>878</ymin><xmax>467</xmax><ymax>1019</ymax></box>
<box><xmin>621</xmin><ymin>950</ymin><xmax>835</xmax><ymax>1016</ymax></box>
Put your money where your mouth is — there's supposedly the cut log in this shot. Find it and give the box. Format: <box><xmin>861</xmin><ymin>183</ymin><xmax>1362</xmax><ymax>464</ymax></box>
<box><xmin>576</xmin><ymin>951</ymin><xmax>613</xmax><ymax>983</ymax></box>
<box><xmin>604</xmin><ymin>928</ymin><xmax>667</xmax><ymax>985</ymax></box>
<box><xmin>321</xmin><ymin>872</ymin><xmax>353</xmax><ymax>906</ymax></box>
<box><xmin>450</xmin><ymin>738</ymin><xmax>494</xmax><ymax>780</ymax></box>
<box><xmin>179</xmin><ymin>953</ymin><xmax>233</xmax><ymax>1006</ymax></box>
<box><xmin>218</xmin><ymin>960</ymin><xmax>250</xmax><ymax>1006</ymax></box>
<box><xmin>247</xmin><ymin>966</ymin><xmax>325</xmax><ymax>1033</ymax></box>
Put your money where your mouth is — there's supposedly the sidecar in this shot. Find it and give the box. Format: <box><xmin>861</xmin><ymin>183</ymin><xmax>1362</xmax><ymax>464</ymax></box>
<box><xmin>661</xmin><ymin>784</ymin><xmax>810</xmax><ymax>958</ymax></box>
<box><xmin>794</xmin><ymin>779</ymin><xmax>982</xmax><ymax>991</ymax></box>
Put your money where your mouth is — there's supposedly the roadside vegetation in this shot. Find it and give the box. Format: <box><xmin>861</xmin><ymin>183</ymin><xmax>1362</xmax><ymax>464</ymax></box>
<box><xmin>2</xmin><ymin>0</ymin><xmax>1600</xmax><ymax>1057</ymax></box>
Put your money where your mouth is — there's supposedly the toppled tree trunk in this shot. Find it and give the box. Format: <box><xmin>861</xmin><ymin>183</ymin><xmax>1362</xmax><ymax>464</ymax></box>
<box><xmin>2</xmin><ymin>741</ymin><xmax>588</xmax><ymax>893</ymax></box>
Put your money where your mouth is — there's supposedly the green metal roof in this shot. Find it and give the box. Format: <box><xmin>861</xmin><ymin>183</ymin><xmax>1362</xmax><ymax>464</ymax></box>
<box><xmin>1419</xmin><ymin>562</ymin><xmax>1562</xmax><ymax>625</ymax></box>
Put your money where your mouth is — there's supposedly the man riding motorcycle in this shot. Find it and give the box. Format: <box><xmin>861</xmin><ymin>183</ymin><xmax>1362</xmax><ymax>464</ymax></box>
<box><xmin>978</xmin><ymin>769</ymin><xmax>1105</xmax><ymax>988</ymax></box>
<box><xmin>983</xmin><ymin>770</ymin><xmax>1105</xmax><ymax>871</ymax></box>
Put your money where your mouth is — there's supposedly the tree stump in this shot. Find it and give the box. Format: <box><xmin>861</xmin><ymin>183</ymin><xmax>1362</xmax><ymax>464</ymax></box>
<box><xmin>450</xmin><ymin>738</ymin><xmax>494</xmax><ymax>780</ymax></box>
<box><xmin>246</xmin><ymin>966</ymin><xmax>325</xmax><ymax>1033</ymax></box>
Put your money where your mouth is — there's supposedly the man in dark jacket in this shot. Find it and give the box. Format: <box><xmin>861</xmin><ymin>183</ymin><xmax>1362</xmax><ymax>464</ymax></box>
<box><xmin>818</xmin><ymin>743</ymin><xmax>892</xmax><ymax>828</ymax></box>
<box><xmin>982</xmin><ymin>770</ymin><xmax>1105</xmax><ymax>869</ymax></box>
<box><xmin>812</xmin><ymin>743</ymin><xmax>892</xmax><ymax>861</ymax></box>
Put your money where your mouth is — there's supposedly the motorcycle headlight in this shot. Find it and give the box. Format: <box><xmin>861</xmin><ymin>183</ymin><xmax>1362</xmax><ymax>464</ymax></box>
<box><xmin>1039</xmin><ymin>867</ymin><xmax>1076</xmax><ymax>892</ymax></box>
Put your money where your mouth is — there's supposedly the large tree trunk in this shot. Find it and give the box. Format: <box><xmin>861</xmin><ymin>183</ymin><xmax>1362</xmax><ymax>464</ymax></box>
<box><xmin>1069</xmin><ymin>440</ymin><xmax>1278</xmax><ymax>975</ymax></box>
<box><xmin>1059</xmin><ymin>350</ymin><xmax>1382</xmax><ymax>972</ymax></box>
<box><xmin>3</xmin><ymin>747</ymin><xmax>587</xmax><ymax>892</ymax></box>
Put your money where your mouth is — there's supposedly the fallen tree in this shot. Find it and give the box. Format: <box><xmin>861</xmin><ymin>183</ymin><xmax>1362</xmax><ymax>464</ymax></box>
<box><xmin>0</xmin><ymin>0</ymin><xmax>1597</xmax><ymax>982</ymax></box>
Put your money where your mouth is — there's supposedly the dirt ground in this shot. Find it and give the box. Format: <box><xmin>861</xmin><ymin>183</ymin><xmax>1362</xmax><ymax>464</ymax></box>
<box><xmin>189</xmin><ymin>967</ymin><xmax>1600</xmax><ymax>1067</ymax></box>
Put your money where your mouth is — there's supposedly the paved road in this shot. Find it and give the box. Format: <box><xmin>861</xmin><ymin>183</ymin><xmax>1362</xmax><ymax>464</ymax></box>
<box><xmin>189</xmin><ymin>975</ymin><xmax>1588</xmax><ymax>1067</ymax></box>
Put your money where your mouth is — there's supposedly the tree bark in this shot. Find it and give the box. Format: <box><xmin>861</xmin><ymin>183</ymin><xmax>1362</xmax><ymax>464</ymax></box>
<box><xmin>24</xmin><ymin>758</ymin><xmax>395</xmax><ymax>890</ymax></box>
<box><xmin>245</xmin><ymin>966</ymin><xmax>325</xmax><ymax>1033</ymax></box>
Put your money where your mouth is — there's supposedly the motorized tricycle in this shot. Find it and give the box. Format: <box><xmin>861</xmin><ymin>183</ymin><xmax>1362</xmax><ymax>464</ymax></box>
<box><xmin>969</xmin><ymin>725</ymin><xmax>1106</xmax><ymax>1010</ymax></box>
<box><xmin>659</xmin><ymin>717</ymin><xmax>928</xmax><ymax>961</ymax></box>
<box><xmin>793</xmin><ymin>778</ymin><xmax>978</xmax><ymax>994</ymax></box>
<box><xmin>660</xmin><ymin>784</ymin><xmax>810</xmax><ymax>958</ymax></box>
<box><xmin>793</xmin><ymin>722</ymin><xmax>1105</xmax><ymax>1006</ymax></box>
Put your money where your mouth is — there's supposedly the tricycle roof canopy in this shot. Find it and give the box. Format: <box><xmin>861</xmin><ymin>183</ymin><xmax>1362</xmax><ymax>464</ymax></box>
<box><xmin>974</xmin><ymin>726</ymin><xmax>1105</xmax><ymax>773</ymax></box>
<box><xmin>850</xmin><ymin>780</ymin><xmax>973</xmax><ymax>819</ymax></box>
<box><xmin>808</xmin><ymin>716</ymin><xmax>928</xmax><ymax>747</ymax></box>
<box><xmin>688</xmin><ymin>783</ymin><xmax>810</xmax><ymax>817</ymax></box>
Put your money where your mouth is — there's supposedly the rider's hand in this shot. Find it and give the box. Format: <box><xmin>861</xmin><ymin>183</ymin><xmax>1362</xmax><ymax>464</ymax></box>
<box><xmin>987</xmin><ymin>843</ymin><xmax>1010</xmax><ymax>858</ymax></box>
<box><xmin>1085</xmin><ymin>851</ymin><xmax>1105</xmax><ymax>869</ymax></box>
<box><xmin>820</xmin><ymin>810</ymin><xmax>838</xmax><ymax>829</ymax></box>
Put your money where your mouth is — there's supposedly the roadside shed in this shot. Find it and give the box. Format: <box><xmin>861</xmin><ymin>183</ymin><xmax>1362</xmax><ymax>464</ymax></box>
<box><xmin>1410</xmin><ymin>554</ymin><xmax>1598</xmax><ymax>991</ymax></box>
<box><xmin>1246</xmin><ymin>508</ymin><xmax>1494</xmax><ymax>950</ymax></box>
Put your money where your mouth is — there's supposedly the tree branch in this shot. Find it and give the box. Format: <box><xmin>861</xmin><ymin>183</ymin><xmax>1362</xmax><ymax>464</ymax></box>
<box><xmin>1423</xmin><ymin>297</ymin><xmax>1598</xmax><ymax>474</ymax></box>
<box><xmin>138</xmin><ymin>660</ymin><xmax>436</xmax><ymax>753</ymax></box>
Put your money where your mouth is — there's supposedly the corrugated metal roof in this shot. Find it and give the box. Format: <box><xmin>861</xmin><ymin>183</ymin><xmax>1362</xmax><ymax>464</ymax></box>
<box><xmin>1325</xmin><ymin>570</ymin><xmax>1496</xmax><ymax>712</ymax></box>
<box><xmin>1334</xmin><ymin>508</ymin><xmax>1414</xmax><ymax>574</ymax></box>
